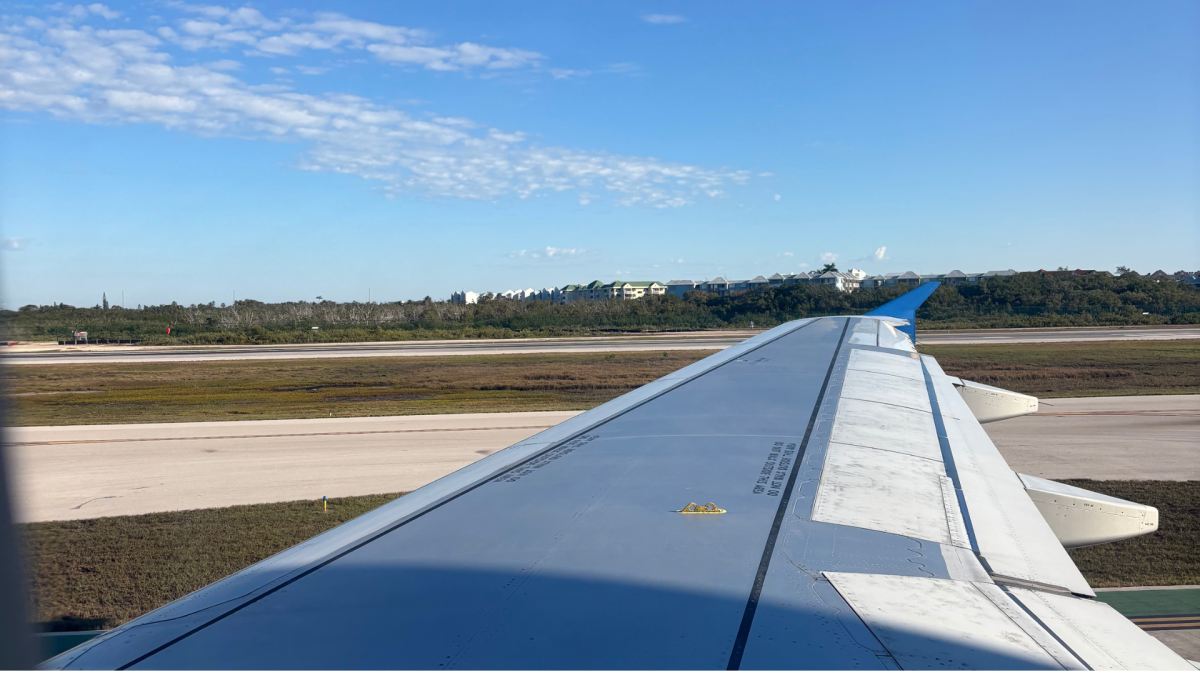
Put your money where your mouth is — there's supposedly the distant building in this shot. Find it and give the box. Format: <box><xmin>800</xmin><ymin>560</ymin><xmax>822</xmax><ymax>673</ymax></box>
<box><xmin>450</xmin><ymin>290</ymin><xmax>479</xmax><ymax>305</ymax></box>
<box><xmin>700</xmin><ymin>277</ymin><xmax>730</xmax><ymax>295</ymax></box>
<box><xmin>666</xmin><ymin>280</ymin><xmax>701</xmax><ymax>297</ymax></box>
<box><xmin>612</xmin><ymin>281</ymin><xmax>666</xmax><ymax>300</ymax></box>
<box><xmin>480</xmin><ymin>265</ymin><xmax>1037</xmax><ymax>305</ymax></box>
<box><xmin>557</xmin><ymin>280</ymin><xmax>665</xmax><ymax>303</ymax></box>
<box><xmin>814</xmin><ymin>271</ymin><xmax>863</xmax><ymax>292</ymax></box>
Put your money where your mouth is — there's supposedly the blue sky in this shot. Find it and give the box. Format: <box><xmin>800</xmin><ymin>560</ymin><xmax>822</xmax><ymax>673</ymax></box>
<box><xmin>1</xmin><ymin>0</ymin><xmax>1196</xmax><ymax>307</ymax></box>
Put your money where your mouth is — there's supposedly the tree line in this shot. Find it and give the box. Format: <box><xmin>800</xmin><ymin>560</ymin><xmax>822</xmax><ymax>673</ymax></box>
<box><xmin>2</xmin><ymin>272</ymin><xmax>1197</xmax><ymax>345</ymax></box>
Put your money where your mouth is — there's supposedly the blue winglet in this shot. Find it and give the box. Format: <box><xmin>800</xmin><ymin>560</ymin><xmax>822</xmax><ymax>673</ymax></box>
<box><xmin>864</xmin><ymin>282</ymin><xmax>941</xmax><ymax>342</ymax></box>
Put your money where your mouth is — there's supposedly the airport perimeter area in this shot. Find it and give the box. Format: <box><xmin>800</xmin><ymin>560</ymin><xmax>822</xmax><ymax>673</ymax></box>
<box><xmin>8</xmin><ymin>335</ymin><xmax>1200</xmax><ymax>663</ymax></box>
<box><xmin>13</xmin><ymin>395</ymin><xmax>1200</xmax><ymax>662</ymax></box>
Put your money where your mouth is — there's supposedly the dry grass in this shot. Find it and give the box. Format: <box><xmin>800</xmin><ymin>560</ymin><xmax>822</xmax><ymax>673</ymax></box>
<box><xmin>4</xmin><ymin>351</ymin><xmax>715</xmax><ymax>426</ymax></box>
<box><xmin>21</xmin><ymin>494</ymin><xmax>405</xmax><ymax>631</ymax></box>
<box><xmin>921</xmin><ymin>340</ymin><xmax>1200</xmax><ymax>398</ymax></box>
<box><xmin>8</xmin><ymin>340</ymin><xmax>1198</xmax><ymax>427</ymax></box>
<box><xmin>1063</xmin><ymin>480</ymin><xmax>1200</xmax><ymax>588</ymax></box>
<box><xmin>21</xmin><ymin>481</ymin><xmax>1198</xmax><ymax>632</ymax></box>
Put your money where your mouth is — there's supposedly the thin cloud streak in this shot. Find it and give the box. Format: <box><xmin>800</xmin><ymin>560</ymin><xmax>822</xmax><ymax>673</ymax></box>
<box><xmin>642</xmin><ymin>14</ymin><xmax>686</xmax><ymax>24</ymax></box>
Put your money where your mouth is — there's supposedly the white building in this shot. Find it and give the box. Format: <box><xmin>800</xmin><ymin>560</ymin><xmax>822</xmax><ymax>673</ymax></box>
<box><xmin>450</xmin><ymin>290</ymin><xmax>479</xmax><ymax>305</ymax></box>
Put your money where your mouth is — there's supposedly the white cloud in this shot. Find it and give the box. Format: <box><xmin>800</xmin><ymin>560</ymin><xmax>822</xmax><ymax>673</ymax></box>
<box><xmin>1</xmin><ymin>237</ymin><xmax>28</xmax><ymax>250</ymax></box>
<box><xmin>849</xmin><ymin>246</ymin><xmax>888</xmax><ymax>264</ymax></box>
<box><xmin>510</xmin><ymin>246</ymin><xmax>584</xmax><ymax>259</ymax></box>
<box><xmin>820</xmin><ymin>252</ymin><xmax>839</xmax><ymax>263</ymax></box>
<box><xmin>550</xmin><ymin>68</ymin><xmax>588</xmax><ymax>80</ymax></box>
<box><xmin>774</xmin><ymin>194</ymin><xmax>781</xmax><ymax>201</ymax></box>
<box><xmin>783</xmin><ymin>252</ymin><xmax>793</xmax><ymax>257</ymax></box>
<box><xmin>87</xmin><ymin>4</ymin><xmax>121</xmax><ymax>20</ymax></box>
<box><xmin>642</xmin><ymin>14</ymin><xmax>686</xmax><ymax>24</ymax></box>
<box><xmin>150</xmin><ymin>6</ymin><xmax>542</xmax><ymax>72</ymax></box>
<box><xmin>0</xmin><ymin>13</ymin><xmax>749</xmax><ymax>206</ymax></box>
<box><xmin>506</xmin><ymin>246</ymin><xmax>580</xmax><ymax>258</ymax></box>
<box><xmin>295</xmin><ymin>65</ymin><xmax>329</xmax><ymax>75</ymax></box>
<box><xmin>206</xmin><ymin>58</ymin><xmax>242</xmax><ymax>70</ymax></box>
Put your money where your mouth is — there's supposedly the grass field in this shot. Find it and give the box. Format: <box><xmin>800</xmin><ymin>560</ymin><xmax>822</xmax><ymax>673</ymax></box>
<box><xmin>1064</xmin><ymin>480</ymin><xmax>1200</xmax><ymax>588</ymax></box>
<box><xmin>22</xmin><ymin>494</ymin><xmax>405</xmax><ymax>631</ymax></box>
<box><xmin>20</xmin><ymin>481</ymin><xmax>1198</xmax><ymax>631</ymax></box>
<box><xmin>7</xmin><ymin>340</ymin><xmax>1199</xmax><ymax>426</ymax></box>
<box><xmin>4</xmin><ymin>351</ymin><xmax>714</xmax><ymax>426</ymax></box>
<box><xmin>921</xmin><ymin>339</ymin><xmax>1200</xmax><ymax>398</ymax></box>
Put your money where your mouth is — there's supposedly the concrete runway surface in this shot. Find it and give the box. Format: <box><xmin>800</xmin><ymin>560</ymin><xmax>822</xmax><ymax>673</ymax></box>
<box><xmin>9</xmin><ymin>394</ymin><xmax>1196</xmax><ymax>523</ymax></box>
<box><xmin>985</xmin><ymin>394</ymin><xmax>1199</xmax><ymax>481</ymax></box>
<box><xmin>8</xmin><ymin>411</ymin><xmax>581</xmax><ymax>523</ymax></box>
<box><xmin>4</xmin><ymin>324</ymin><xmax>1197</xmax><ymax>365</ymax></box>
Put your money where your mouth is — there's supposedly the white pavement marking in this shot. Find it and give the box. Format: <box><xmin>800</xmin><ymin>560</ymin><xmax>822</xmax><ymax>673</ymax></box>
<box><xmin>987</xmin><ymin>395</ymin><xmax>1200</xmax><ymax>481</ymax></box>
<box><xmin>5</xmin><ymin>325</ymin><xmax>1197</xmax><ymax>364</ymax></box>
<box><xmin>0</xmin><ymin>333</ymin><xmax>750</xmax><ymax>365</ymax></box>
<box><xmin>9</xmin><ymin>394</ymin><xmax>1196</xmax><ymax>523</ymax></box>
<box><xmin>919</xmin><ymin>326</ymin><xmax>1200</xmax><ymax>345</ymax></box>
<box><xmin>8</xmin><ymin>411</ymin><xmax>582</xmax><ymax>523</ymax></box>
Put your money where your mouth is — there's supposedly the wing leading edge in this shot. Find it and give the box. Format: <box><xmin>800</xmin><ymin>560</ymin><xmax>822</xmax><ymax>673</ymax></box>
<box><xmin>47</xmin><ymin>295</ymin><xmax>1192</xmax><ymax>669</ymax></box>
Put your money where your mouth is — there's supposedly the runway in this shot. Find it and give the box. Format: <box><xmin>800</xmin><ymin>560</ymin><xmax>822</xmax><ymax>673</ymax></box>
<box><xmin>4</xmin><ymin>324</ymin><xmax>1196</xmax><ymax>365</ymax></box>
<box><xmin>9</xmin><ymin>394</ymin><xmax>1196</xmax><ymax>523</ymax></box>
<box><xmin>8</xmin><ymin>411</ymin><xmax>581</xmax><ymax>523</ymax></box>
<box><xmin>2</xmin><ymin>333</ymin><xmax>749</xmax><ymax>365</ymax></box>
<box><xmin>919</xmin><ymin>324</ymin><xmax>1200</xmax><ymax>345</ymax></box>
<box><xmin>984</xmin><ymin>394</ymin><xmax>1199</xmax><ymax>481</ymax></box>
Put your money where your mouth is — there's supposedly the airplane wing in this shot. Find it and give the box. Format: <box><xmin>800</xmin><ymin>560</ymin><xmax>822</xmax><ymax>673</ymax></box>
<box><xmin>46</xmin><ymin>294</ymin><xmax>1193</xmax><ymax>669</ymax></box>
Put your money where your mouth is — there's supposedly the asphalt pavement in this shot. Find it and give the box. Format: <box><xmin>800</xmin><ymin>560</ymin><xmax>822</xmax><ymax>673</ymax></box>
<box><xmin>9</xmin><ymin>394</ymin><xmax>1197</xmax><ymax>523</ymax></box>
<box><xmin>4</xmin><ymin>325</ymin><xmax>1197</xmax><ymax>365</ymax></box>
<box><xmin>983</xmin><ymin>394</ymin><xmax>1199</xmax><ymax>480</ymax></box>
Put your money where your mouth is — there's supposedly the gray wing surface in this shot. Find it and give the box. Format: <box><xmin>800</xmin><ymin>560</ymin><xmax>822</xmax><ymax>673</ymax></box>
<box><xmin>47</xmin><ymin>317</ymin><xmax>1192</xmax><ymax>670</ymax></box>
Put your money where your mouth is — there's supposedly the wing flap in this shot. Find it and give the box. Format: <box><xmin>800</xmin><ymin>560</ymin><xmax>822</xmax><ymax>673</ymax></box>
<box><xmin>921</xmin><ymin>355</ymin><xmax>1095</xmax><ymax>597</ymax></box>
<box><xmin>812</xmin><ymin>443</ymin><xmax>954</xmax><ymax>545</ymax></box>
<box><xmin>824</xmin><ymin>572</ymin><xmax>1066</xmax><ymax>670</ymax></box>
<box><xmin>1006</xmin><ymin>587</ymin><xmax>1195</xmax><ymax>670</ymax></box>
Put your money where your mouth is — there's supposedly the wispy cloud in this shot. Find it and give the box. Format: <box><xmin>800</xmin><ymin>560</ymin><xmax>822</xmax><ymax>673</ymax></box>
<box><xmin>1</xmin><ymin>237</ymin><xmax>28</xmax><ymax>250</ymax></box>
<box><xmin>849</xmin><ymin>246</ymin><xmax>888</xmax><ymax>264</ymax></box>
<box><xmin>510</xmin><ymin>246</ymin><xmax>585</xmax><ymax>259</ymax></box>
<box><xmin>642</xmin><ymin>14</ymin><xmax>686</xmax><ymax>24</ymax></box>
<box><xmin>151</xmin><ymin>4</ymin><xmax>544</xmax><ymax>72</ymax></box>
<box><xmin>49</xmin><ymin>3</ymin><xmax>121</xmax><ymax>21</ymax></box>
<box><xmin>550</xmin><ymin>68</ymin><xmax>588</xmax><ymax>80</ymax></box>
<box><xmin>0</xmin><ymin>7</ymin><xmax>750</xmax><ymax>206</ymax></box>
<box><xmin>820</xmin><ymin>252</ymin><xmax>839</xmax><ymax>264</ymax></box>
